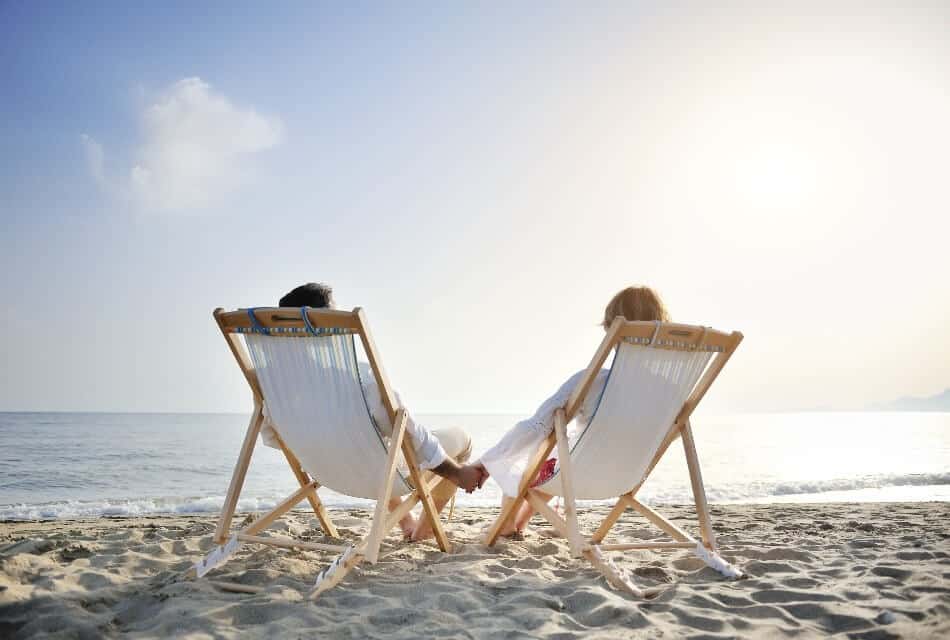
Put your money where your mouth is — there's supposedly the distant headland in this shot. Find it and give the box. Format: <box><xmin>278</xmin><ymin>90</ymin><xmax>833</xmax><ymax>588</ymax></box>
<box><xmin>881</xmin><ymin>389</ymin><xmax>950</xmax><ymax>411</ymax></box>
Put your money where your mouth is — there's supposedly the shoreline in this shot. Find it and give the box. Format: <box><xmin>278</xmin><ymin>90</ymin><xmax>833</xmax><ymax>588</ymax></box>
<box><xmin>4</xmin><ymin>483</ymin><xmax>950</xmax><ymax>523</ymax></box>
<box><xmin>3</xmin><ymin>502</ymin><xmax>949</xmax><ymax>638</ymax></box>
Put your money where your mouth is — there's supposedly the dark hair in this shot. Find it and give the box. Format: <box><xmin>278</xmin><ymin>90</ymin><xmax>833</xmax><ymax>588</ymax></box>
<box><xmin>279</xmin><ymin>282</ymin><xmax>334</xmax><ymax>308</ymax></box>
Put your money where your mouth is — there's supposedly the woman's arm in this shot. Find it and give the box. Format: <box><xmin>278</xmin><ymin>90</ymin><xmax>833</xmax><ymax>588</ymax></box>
<box><xmin>477</xmin><ymin>370</ymin><xmax>589</xmax><ymax>496</ymax></box>
<box><xmin>482</xmin><ymin>370</ymin><xmax>586</xmax><ymax>461</ymax></box>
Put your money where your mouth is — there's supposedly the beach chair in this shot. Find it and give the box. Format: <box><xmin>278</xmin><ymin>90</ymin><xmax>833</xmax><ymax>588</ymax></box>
<box><xmin>193</xmin><ymin>306</ymin><xmax>452</xmax><ymax>598</ymax></box>
<box><xmin>484</xmin><ymin>318</ymin><xmax>744</xmax><ymax>596</ymax></box>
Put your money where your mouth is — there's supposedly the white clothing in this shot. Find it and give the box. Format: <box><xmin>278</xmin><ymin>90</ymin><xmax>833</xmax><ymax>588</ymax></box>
<box><xmin>479</xmin><ymin>368</ymin><xmax>609</xmax><ymax>497</ymax></box>
<box><xmin>262</xmin><ymin>361</ymin><xmax>449</xmax><ymax>470</ymax></box>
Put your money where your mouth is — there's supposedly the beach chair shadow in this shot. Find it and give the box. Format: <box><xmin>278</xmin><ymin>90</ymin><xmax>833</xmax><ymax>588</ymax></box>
<box><xmin>193</xmin><ymin>306</ymin><xmax>451</xmax><ymax>598</ymax></box>
<box><xmin>484</xmin><ymin>318</ymin><xmax>744</xmax><ymax>597</ymax></box>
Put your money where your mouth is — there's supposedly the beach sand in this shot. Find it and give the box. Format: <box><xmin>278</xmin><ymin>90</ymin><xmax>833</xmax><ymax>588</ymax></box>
<box><xmin>2</xmin><ymin>502</ymin><xmax>949</xmax><ymax>638</ymax></box>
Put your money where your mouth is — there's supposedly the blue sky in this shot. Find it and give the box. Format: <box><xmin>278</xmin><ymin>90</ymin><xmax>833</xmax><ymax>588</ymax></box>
<box><xmin>2</xmin><ymin>2</ymin><xmax>949</xmax><ymax>413</ymax></box>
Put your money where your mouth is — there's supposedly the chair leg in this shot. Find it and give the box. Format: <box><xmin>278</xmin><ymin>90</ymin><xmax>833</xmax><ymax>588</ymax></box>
<box><xmin>214</xmin><ymin>405</ymin><xmax>264</xmax><ymax>544</ymax></box>
<box><xmin>525</xmin><ymin>490</ymin><xmax>569</xmax><ymax>538</ymax></box>
<box><xmin>681</xmin><ymin>421</ymin><xmax>716</xmax><ymax>550</ymax></box>
<box><xmin>273</xmin><ymin>429</ymin><xmax>339</xmax><ymax>538</ymax></box>
<box><xmin>626</xmin><ymin>495</ymin><xmax>694</xmax><ymax>543</ymax></box>
<box><xmin>485</xmin><ymin>432</ymin><xmax>556</xmax><ymax>545</ymax></box>
<box><xmin>365</xmin><ymin>409</ymin><xmax>410</xmax><ymax>564</ymax></box>
<box><xmin>403</xmin><ymin>441</ymin><xmax>451</xmax><ymax>554</ymax></box>
<box><xmin>196</xmin><ymin>481</ymin><xmax>319</xmax><ymax>578</ymax></box>
<box><xmin>590</xmin><ymin>493</ymin><xmax>632</xmax><ymax>544</ymax></box>
<box><xmin>553</xmin><ymin>408</ymin><xmax>584</xmax><ymax>556</ymax></box>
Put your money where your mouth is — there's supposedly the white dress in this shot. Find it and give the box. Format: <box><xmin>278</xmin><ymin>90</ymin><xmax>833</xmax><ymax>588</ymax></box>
<box><xmin>479</xmin><ymin>368</ymin><xmax>610</xmax><ymax>497</ymax></box>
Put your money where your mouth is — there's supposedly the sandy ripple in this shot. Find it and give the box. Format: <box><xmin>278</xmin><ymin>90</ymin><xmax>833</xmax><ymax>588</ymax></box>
<box><xmin>2</xmin><ymin>503</ymin><xmax>949</xmax><ymax>638</ymax></box>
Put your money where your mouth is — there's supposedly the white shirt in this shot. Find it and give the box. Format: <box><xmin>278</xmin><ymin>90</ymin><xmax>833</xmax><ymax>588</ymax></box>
<box><xmin>261</xmin><ymin>361</ymin><xmax>449</xmax><ymax>470</ymax></box>
<box><xmin>479</xmin><ymin>368</ymin><xmax>609</xmax><ymax>497</ymax></box>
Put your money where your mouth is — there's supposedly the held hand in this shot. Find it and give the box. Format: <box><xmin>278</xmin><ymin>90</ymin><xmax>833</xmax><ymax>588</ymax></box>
<box><xmin>455</xmin><ymin>463</ymin><xmax>489</xmax><ymax>493</ymax></box>
<box><xmin>473</xmin><ymin>462</ymin><xmax>489</xmax><ymax>489</ymax></box>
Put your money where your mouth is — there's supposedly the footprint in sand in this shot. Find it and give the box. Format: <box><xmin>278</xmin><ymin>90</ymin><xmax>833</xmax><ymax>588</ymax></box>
<box><xmin>870</xmin><ymin>565</ymin><xmax>912</xmax><ymax>580</ymax></box>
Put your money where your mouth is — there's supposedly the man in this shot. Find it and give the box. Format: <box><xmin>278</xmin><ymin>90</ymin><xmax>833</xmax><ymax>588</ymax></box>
<box><xmin>267</xmin><ymin>282</ymin><xmax>486</xmax><ymax>541</ymax></box>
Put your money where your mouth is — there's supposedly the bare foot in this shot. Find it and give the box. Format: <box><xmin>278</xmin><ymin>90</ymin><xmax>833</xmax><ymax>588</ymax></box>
<box><xmin>399</xmin><ymin>514</ymin><xmax>417</xmax><ymax>539</ymax></box>
<box><xmin>389</xmin><ymin>497</ymin><xmax>416</xmax><ymax>539</ymax></box>
<box><xmin>500</xmin><ymin>528</ymin><xmax>526</xmax><ymax>541</ymax></box>
<box><xmin>409</xmin><ymin>527</ymin><xmax>435</xmax><ymax>542</ymax></box>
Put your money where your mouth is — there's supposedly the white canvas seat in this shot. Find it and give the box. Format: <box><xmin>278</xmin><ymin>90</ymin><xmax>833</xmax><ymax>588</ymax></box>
<box><xmin>245</xmin><ymin>332</ymin><xmax>412</xmax><ymax>499</ymax></box>
<box><xmin>536</xmin><ymin>341</ymin><xmax>714</xmax><ymax>499</ymax></box>
<box><xmin>485</xmin><ymin>319</ymin><xmax>744</xmax><ymax>597</ymax></box>
<box><xmin>192</xmin><ymin>307</ymin><xmax>451</xmax><ymax>599</ymax></box>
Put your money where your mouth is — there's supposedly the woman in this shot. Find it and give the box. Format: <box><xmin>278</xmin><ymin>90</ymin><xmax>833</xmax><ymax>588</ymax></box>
<box><xmin>476</xmin><ymin>286</ymin><xmax>670</xmax><ymax>536</ymax></box>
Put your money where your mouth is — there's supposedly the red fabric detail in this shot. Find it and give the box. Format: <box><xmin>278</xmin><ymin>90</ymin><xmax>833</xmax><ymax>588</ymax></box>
<box><xmin>530</xmin><ymin>458</ymin><xmax>557</xmax><ymax>488</ymax></box>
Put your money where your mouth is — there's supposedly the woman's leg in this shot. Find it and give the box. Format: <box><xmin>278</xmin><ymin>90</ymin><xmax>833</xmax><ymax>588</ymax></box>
<box><xmin>498</xmin><ymin>490</ymin><xmax>553</xmax><ymax>537</ymax></box>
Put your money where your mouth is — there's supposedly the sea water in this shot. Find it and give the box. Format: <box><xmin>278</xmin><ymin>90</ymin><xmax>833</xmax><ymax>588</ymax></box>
<box><xmin>1</xmin><ymin>411</ymin><xmax>948</xmax><ymax>520</ymax></box>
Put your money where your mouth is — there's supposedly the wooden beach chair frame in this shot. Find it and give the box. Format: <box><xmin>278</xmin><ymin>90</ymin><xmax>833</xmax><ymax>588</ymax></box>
<box><xmin>484</xmin><ymin>318</ymin><xmax>743</xmax><ymax>596</ymax></box>
<box><xmin>194</xmin><ymin>307</ymin><xmax>452</xmax><ymax>598</ymax></box>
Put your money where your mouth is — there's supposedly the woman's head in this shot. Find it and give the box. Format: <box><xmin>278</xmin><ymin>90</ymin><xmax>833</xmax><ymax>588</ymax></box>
<box><xmin>602</xmin><ymin>286</ymin><xmax>669</xmax><ymax>328</ymax></box>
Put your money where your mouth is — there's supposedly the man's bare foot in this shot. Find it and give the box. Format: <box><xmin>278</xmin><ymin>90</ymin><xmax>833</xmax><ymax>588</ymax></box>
<box><xmin>399</xmin><ymin>514</ymin><xmax>417</xmax><ymax>539</ymax></box>
<box><xmin>409</xmin><ymin>527</ymin><xmax>435</xmax><ymax>542</ymax></box>
<box><xmin>389</xmin><ymin>497</ymin><xmax>416</xmax><ymax>539</ymax></box>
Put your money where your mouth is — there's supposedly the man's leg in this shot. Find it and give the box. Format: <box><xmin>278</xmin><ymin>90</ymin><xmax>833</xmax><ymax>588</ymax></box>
<box><xmin>410</xmin><ymin>426</ymin><xmax>472</xmax><ymax>541</ymax></box>
<box><xmin>389</xmin><ymin>497</ymin><xmax>416</xmax><ymax>538</ymax></box>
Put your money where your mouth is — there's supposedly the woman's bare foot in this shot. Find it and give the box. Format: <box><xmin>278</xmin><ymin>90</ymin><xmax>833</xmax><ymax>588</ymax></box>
<box><xmin>496</xmin><ymin>519</ymin><xmax>527</xmax><ymax>539</ymax></box>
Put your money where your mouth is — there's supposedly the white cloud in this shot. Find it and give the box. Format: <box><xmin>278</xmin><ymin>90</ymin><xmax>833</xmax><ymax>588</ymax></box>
<box><xmin>82</xmin><ymin>77</ymin><xmax>283</xmax><ymax>212</ymax></box>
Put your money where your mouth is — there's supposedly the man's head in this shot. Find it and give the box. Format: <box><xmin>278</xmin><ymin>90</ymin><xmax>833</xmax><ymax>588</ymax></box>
<box><xmin>279</xmin><ymin>282</ymin><xmax>334</xmax><ymax>308</ymax></box>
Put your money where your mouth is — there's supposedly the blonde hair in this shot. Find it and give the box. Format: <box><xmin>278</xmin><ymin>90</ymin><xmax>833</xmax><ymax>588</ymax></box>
<box><xmin>602</xmin><ymin>286</ymin><xmax>670</xmax><ymax>328</ymax></box>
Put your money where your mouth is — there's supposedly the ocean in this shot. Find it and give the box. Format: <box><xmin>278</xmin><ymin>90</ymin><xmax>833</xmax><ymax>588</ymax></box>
<box><xmin>1</xmin><ymin>411</ymin><xmax>948</xmax><ymax>521</ymax></box>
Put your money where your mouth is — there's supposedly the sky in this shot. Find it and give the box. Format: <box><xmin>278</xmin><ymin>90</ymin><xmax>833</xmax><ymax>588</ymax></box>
<box><xmin>1</xmin><ymin>1</ymin><xmax>948</xmax><ymax>414</ymax></box>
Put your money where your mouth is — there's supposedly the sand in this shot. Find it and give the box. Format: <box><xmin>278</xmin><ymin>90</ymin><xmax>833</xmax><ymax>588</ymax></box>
<box><xmin>2</xmin><ymin>502</ymin><xmax>949</xmax><ymax>638</ymax></box>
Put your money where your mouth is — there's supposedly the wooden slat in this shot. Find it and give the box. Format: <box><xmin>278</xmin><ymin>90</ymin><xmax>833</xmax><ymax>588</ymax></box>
<box><xmin>215</xmin><ymin>308</ymin><xmax>263</xmax><ymax>401</ymax></box>
<box><xmin>402</xmin><ymin>434</ymin><xmax>451</xmax><ymax>553</ymax></box>
<box><xmin>354</xmin><ymin>308</ymin><xmax>400</xmax><ymax>426</ymax></box>
<box><xmin>599</xmin><ymin>542</ymin><xmax>694</xmax><ymax>551</ymax></box>
<box><xmin>214</xmin><ymin>405</ymin><xmax>264</xmax><ymax>544</ymax></box>
<box><xmin>310</xmin><ymin>548</ymin><xmax>364</xmax><ymax>599</ymax></box>
<box><xmin>553</xmin><ymin>408</ymin><xmax>584</xmax><ymax>557</ymax></box>
<box><xmin>485</xmin><ymin>431</ymin><xmax>556</xmax><ymax>546</ymax></box>
<box><xmin>625</xmin><ymin>496</ymin><xmax>694</xmax><ymax>543</ymax></box>
<box><xmin>526</xmin><ymin>490</ymin><xmax>569</xmax><ymax>539</ymax></box>
<box><xmin>364</xmin><ymin>408</ymin><xmax>410</xmax><ymax>564</ymax></box>
<box><xmin>563</xmin><ymin>317</ymin><xmax>624</xmax><ymax>421</ymax></box>
<box><xmin>245</xmin><ymin>482</ymin><xmax>319</xmax><ymax>536</ymax></box>
<box><xmin>582</xmin><ymin>547</ymin><xmax>650</xmax><ymax>598</ymax></box>
<box><xmin>616</xmin><ymin>321</ymin><xmax>734</xmax><ymax>351</ymax></box>
<box><xmin>217</xmin><ymin>307</ymin><xmax>362</xmax><ymax>333</ymax></box>
<box><xmin>385</xmin><ymin>493</ymin><xmax>420</xmax><ymax>531</ymax></box>
<box><xmin>590</xmin><ymin>494</ymin><xmax>631</xmax><ymax>544</ymax></box>
<box><xmin>673</xmin><ymin>331</ymin><xmax>743</xmax><ymax>424</ymax></box>
<box><xmin>681</xmin><ymin>421</ymin><xmax>716</xmax><ymax>550</ymax></box>
<box><xmin>383</xmin><ymin>474</ymin><xmax>442</xmax><ymax>532</ymax></box>
<box><xmin>237</xmin><ymin>534</ymin><xmax>347</xmax><ymax>553</ymax></box>
<box><xmin>271</xmin><ymin>428</ymin><xmax>338</xmax><ymax>538</ymax></box>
